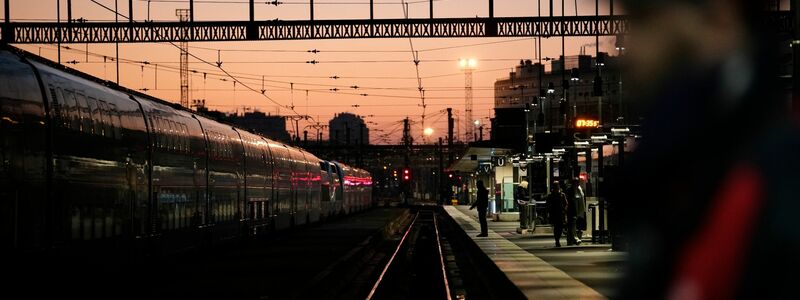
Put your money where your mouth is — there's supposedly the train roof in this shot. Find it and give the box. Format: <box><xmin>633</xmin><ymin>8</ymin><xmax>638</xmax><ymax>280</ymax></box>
<box><xmin>2</xmin><ymin>44</ymin><xmax>324</xmax><ymax>163</ymax></box>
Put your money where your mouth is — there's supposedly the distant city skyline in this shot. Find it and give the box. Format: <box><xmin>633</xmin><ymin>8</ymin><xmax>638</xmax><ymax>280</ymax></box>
<box><xmin>4</xmin><ymin>0</ymin><xmax>625</xmax><ymax>144</ymax></box>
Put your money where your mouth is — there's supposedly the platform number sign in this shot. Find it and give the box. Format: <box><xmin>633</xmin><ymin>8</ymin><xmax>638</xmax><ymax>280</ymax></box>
<box><xmin>492</xmin><ymin>156</ymin><xmax>506</xmax><ymax>167</ymax></box>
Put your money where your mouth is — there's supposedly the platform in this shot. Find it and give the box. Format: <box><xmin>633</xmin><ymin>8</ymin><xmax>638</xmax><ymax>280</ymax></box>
<box><xmin>444</xmin><ymin>205</ymin><xmax>627</xmax><ymax>299</ymax></box>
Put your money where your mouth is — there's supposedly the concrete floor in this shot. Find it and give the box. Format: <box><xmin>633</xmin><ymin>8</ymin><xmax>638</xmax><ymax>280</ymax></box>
<box><xmin>451</xmin><ymin>205</ymin><xmax>627</xmax><ymax>299</ymax></box>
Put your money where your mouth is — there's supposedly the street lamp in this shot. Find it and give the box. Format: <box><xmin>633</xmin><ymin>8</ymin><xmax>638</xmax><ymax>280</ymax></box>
<box><xmin>423</xmin><ymin>127</ymin><xmax>434</xmax><ymax>137</ymax></box>
<box><xmin>459</xmin><ymin>58</ymin><xmax>477</xmax><ymax>69</ymax></box>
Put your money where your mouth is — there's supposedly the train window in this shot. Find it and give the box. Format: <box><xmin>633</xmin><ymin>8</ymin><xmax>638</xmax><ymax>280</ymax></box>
<box><xmin>181</xmin><ymin>124</ymin><xmax>190</xmax><ymax>153</ymax></box>
<box><xmin>75</xmin><ymin>93</ymin><xmax>92</xmax><ymax>133</ymax></box>
<box><xmin>148</xmin><ymin>116</ymin><xmax>157</xmax><ymax>148</ymax></box>
<box><xmin>86</xmin><ymin>97</ymin><xmax>102</xmax><ymax>134</ymax></box>
<box><xmin>172</xmin><ymin>121</ymin><xmax>180</xmax><ymax>152</ymax></box>
<box><xmin>176</xmin><ymin>122</ymin><xmax>183</xmax><ymax>152</ymax></box>
<box><xmin>156</xmin><ymin>117</ymin><xmax>167</xmax><ymax>150</ymax></box>
<box><xmin>166</xmin><ymin>120</ymin><xmax>176</xmax><ymax>151</ymax></box>
<box><xmin>96</xmin><ymin>100</ymin><xmax>109</xmax><ymax>137</ymax></box>
<box><xmin>86</xmin><ymin>97</ymin><xmax>100</xmax><ymax>135</ymax></box>
<box><xmin>50</xmin><ymin>87</ymin><xmax>66</xmax><ymax>126</ymax></box>
<box><xmin>61</xmin><ymin>90</ymin><xmax>80</xmax><ymax>131</ymax></box>
<box><xmin>107</xmin><ymin>103</ymin><xmax>122</xmax><ymax>139</ymax></box>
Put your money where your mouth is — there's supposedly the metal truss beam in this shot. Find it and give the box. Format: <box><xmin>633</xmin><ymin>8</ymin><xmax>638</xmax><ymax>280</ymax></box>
<box><xmin>2</xmin><ymin>12</ymin><xmax>790</xmax><ymax>44</ymax></box>
<box><xmin>2</xmin><ymin>16</ymin><xmax>633</xmax><ymax>44</ymax></box>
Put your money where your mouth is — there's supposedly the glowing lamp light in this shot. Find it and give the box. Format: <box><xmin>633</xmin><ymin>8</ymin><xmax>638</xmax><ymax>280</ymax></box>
<box><xmin>459</xmin><ymin>58</ymin><xmax>477</xmax><ymax>69</ymax></box>
<box><xmin>473</xmin><ymin>120</ymin><xmax>480</xmax><ymax>126</ymax></box>
<box><xmin>423</xmin><ymin>127</ymin><xmax>434</xmax><ymax>136</ymax></box>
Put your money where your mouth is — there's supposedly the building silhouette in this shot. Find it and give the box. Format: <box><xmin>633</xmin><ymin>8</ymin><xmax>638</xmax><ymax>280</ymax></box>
<box><xmin>491</xmin><ymin>53</ymin><xmax>624</xmax><ymax>153</ymax></box>
<box><xmin>329</xmin><ymin>112</ymin><xmax>369</xmax><ymax>145</ymax></box>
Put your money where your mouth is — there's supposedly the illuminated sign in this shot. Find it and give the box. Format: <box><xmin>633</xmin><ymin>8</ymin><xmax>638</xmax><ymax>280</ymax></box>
<box><xmin>576</xmin><ymin>119</ymin><xmax>600</xmax><ymax>128</ymax></box>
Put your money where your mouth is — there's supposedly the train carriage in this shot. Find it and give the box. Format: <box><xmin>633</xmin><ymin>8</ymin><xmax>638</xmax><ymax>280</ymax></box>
<box><xmin>0</xmin><ymin>46</ymin><xmax>372</xmax><ymax>260</ymax></box>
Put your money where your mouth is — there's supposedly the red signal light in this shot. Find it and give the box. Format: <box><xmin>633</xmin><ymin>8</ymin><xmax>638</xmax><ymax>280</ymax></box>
<box><xmin>403</xmin><ymin>175</ymin><xmax>409</xmax><ymax>180</ymax></box>
<box><xmin>448</xmin><ymin>174</ymin><xmax>453</xmax><ymax>178</ymax></box>
<box><xmin>404</xmin><ymin>169</ymin><xmax>409</xmax><ymax>174</ymax></box>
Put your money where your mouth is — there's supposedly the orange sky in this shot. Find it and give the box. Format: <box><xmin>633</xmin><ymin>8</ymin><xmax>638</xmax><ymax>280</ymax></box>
<box><xmin>5</xmin><ymin>0</ymin><xmax>627</xmax><ymax>144</ymax></box>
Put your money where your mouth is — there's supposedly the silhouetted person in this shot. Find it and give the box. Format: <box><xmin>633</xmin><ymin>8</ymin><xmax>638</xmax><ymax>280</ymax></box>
<box><xmin>615</xmin><ymin>0</ymin><xmax>799</xmax><ymax>299</ymax></box>
<box><xmin>470</xmin><ymin>180</ymin><xmax>489</xmax><ymax>237</ymax></box>
<box><xmin>566</xmin><ymin>178</ymin><xmax>584</xmax><ymax>245</ymax></box>
<box><xmin>546</xmin><ymin>183</ymin><xmax>568</xmax><ymax>247</ymax></box>
<box><xmin>514</xmin><ymin>180</ymin><xmax>530</xmax><ymax>229</ymax></box>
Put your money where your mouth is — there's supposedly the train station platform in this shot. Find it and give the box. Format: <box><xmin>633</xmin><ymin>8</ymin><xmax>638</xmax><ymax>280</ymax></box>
<box><xmin>444</xmin><ymin>205</ymin><xmax>627</xmax><ymax>299</ymax></box>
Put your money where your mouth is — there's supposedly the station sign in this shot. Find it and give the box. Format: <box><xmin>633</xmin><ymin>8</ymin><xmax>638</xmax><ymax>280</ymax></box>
<box><xmin>576</xmin><ymin>119</ymin><xmax>600</xmax><ymax>128</ymax></box>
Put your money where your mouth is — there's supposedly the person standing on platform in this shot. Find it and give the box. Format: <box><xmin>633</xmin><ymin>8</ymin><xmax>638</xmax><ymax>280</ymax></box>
<box><xmin>515</xmin><ymin>180</ymin><xmax>530</xmax><ymax>230</ymax></box>
<box><xmin>566</xmin><ymin>178</ymin><xmax>585</xmax><ymax>245</ymax></box>
<box><xmin>547</xmin><ymin>183</ymin><xmax>568</xmax><ymax>247</ymax></box>
<box><xmin>573</xmin><ymin>178</ymin><xmax>587</xmax><ymax>241</ymax></box>
<box><xmin>470</xmin><ymin>180</ymin><xmax>490</xmax><ymax>237</ymax></box>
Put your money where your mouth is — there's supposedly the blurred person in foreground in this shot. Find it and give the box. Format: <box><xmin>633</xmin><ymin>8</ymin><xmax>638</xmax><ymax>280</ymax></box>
<box><xmin>615</xmin><ymin>0</ymin><xmax>799</xmax><ymax>299</ymax></box>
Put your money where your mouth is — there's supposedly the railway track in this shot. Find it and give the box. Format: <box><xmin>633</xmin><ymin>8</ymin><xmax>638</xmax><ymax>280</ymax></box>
<box><xmin>367</xmin><ymin>207</ymin><xmax>452</xmax><ymax>300</ymax></box>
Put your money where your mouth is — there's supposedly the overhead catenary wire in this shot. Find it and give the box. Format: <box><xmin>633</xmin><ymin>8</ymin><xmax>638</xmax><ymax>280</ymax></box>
<box><xmin>87</xmin><ymin>0</ymin><xmax>314</xmax><ymax>123</ymax></box>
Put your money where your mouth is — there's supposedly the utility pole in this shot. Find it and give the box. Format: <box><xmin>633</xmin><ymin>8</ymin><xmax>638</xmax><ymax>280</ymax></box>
<box><xmin>402</xmin><ymin>118</ymin><xmax>412</xmax><ymax>167</ymax></box>
<box><xmin>177</xmin><ymin>9</ymin><xmax>190</xmax><ymax>108</ymax></box>
<box><xmin>447</xmin><ymin>108</ymin><xmax>454</xmax><ymax>165</ymax></box>
<box><xmin>3</xmin><ymin>0</ymin><xmax>9</xmax><ymax>44</ymax></box>
<box><xmin>115</xmin><ymin>0</ymin><xmax>119</xmax><ymax>85</ymax></box>
<box><xmin>57</xmin><ymin>0</ymin><xmax>61</xmax><ymax>64</ymax></box>
<box><xmin>359</xmin><ymin>123</ymin><xmax>365</xmax><ymax>166</ymax></box>
<box><xmin>438</xmin><ymin>137</ymin><xmax>444</xmax><ymax>205</ymax></box>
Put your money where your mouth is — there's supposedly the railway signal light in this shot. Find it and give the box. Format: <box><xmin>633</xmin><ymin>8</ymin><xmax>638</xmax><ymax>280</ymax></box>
<box><xmin>403</xmin><ymin>168</ymin><xmax>410</xmax><ymax>181</ymax></box>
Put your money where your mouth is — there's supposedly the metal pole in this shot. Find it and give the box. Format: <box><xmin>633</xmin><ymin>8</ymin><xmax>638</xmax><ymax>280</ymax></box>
<box><xmin>610</xmin><ymin>0</ymin><xmax>614</xmax><ymax>16</ymax></box>
<box><xmin>438</xmin><ymin>137</ymin><xmax>444</xmax><ymax>205</ymax></box>
<box><xmin>597</xmin><ymin>142</ymin><xmax>604</xmax><ymax>243</ymax></box>
<box><xmin>794</xmin><ymin>0</ymin><xmax>800</xmax><ymax>114</ymax></box>
<box><xmin>129</xmin><ymin>0</ymin><xmax>133</xmax><ymax>21</ymax></box>
<box><xmin>4</xmin><ymin>0</ymin><xmax>8</xmax><ymax>25</ymax></box>
<box><xmin>489</xmin><ymin>0</ymin><xmax>494</xmax><ymax>18</ymax></box>
<box><xmin>190</xmin><ymin>0</ymin><xmax>194</xmax><ymax>22</ymax></box>
<box><xmin>250</xmin><ymin>0</ymin><xmax>254</xmax><ymax>22</ymax></box>
<box><xmin>370</xmin><ymin>0</ymin><xmax>374</xmax><ymax>19</ymax></box>
<box><xmin>57</xmin><ymin>0</ymin><xmax>61</xmax><ymax>63</ymax></box>
<box><xmin>67</xmin><ymin>0</ymin><xmax>72</xmax><ymax>23</ymax></box>
<box><xmin>115</xmin><ymin>0</ymin><xmax>120</xmax><ymax>84</ymax></box>
<box><xmin>430</xmin><ymin>0</ymin><xmax>433</xmax><ymax>19</ymax></box>
<box><xmin>310</xmin><ymin>0</ymin><xmax>314</xmax><ymax>21</ymax></box>
<box><xmin>447</xmin><ymin>108</ymin><xmax>454</xmax><ymax>164</ymax></box>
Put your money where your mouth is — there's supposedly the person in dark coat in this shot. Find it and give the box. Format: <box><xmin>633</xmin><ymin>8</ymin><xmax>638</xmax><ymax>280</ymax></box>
<box><xmin>469</xmin><ymin>180</ymin><xmax>490</xmax><ymax>237</ymax></box>
<box><xmin>565</xmin><ymin>179</ymin><xmax>583</xmax><ymax>245</ymax></box>
<box><xmin>546</xmin><ymin>183</ymin><xmax>568</xmax><ymax>247</ymax></box>
<box><xmin>514</xmin><ymin>180</ymin><xmax>530</xmax><ymax>229</ymax></box>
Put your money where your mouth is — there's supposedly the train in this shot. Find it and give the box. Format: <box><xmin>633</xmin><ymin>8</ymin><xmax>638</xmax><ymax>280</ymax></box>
<box><xmin>0</xmin><ymin>46</ymin><xmax>373</xmax><ymax>258</ymax></box>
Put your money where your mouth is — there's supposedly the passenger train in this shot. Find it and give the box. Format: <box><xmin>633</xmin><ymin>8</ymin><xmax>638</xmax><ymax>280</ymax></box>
<box><xmin>0</xmin><ymin>46</ymin><xmax>373</xmax><ymax>258</ymax></box>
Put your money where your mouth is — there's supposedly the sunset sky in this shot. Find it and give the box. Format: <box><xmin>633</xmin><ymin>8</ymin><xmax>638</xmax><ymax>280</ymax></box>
<box><xmin>5</xmin><ymin>0</ymin><xmax>627</xmax><ymax>144</ymax></box>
